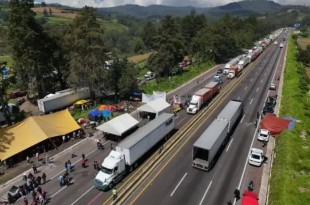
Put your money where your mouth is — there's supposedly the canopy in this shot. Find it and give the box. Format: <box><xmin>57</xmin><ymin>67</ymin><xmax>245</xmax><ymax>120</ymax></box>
<box><xmin>0</xmin><ymin>110</ymin><xmax>80</xmax><ymax>161</ymax></box>
<box><xmin>96</xmin><ymin>113</ymin><xmax>139</xmax><ymax>136</ymax></box>
<box><xmin>75</xmin><ymin>99</ymin><xmax>90</xmax><ymax>105</ymax></box>
<box><xmin>241</xmin><ymin>191</ymin><xmax>258</xmax><ymax>205</ymax></box>
<box><xmin>137</xmin><ymin>98</ymin><xmax>170</xmax><ymax>116</ymax></box>
<box><xmin>88</xmin><ymin>109</ymin><xmax>101</xmax><ymax>118</ymax></box>
<box><xmin>260</xmin><ymin>114</ymin><xmax>290</xmax><ymax>135</ymax></box>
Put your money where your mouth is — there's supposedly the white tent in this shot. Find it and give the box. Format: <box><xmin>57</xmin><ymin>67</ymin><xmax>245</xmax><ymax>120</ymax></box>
<box><xmin>96</xmin><ymin>113</ymin><xmax>139</xmax><ymax>136</ymax></box>
<box><xmin>137</xmin><ymin>98</ymin><xmax>170</xmax><ymax>116</ymax></box>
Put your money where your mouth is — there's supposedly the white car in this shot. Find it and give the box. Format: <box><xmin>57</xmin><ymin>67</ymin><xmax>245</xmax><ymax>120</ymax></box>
<box><xmin>274</xmin><ymin>41</ymin><xmax>278</xmax><ymax>45</ymax></box>
<box><xmin>248</xmin><ymin>148</ymin><xmax>264</xmax><ymax>166</ymax></box>
<box><xmin>270</xmin><ymin>83</ymin><xmax>276</xmax><ymax>90</ymax></box>
<box><xmin>257</xmin><ymin>129</ymin><xmax>270</xmax><ymax>142</ymax></box>
<box><xmin>279</xmin><ymin>43</ymin><xmax>284</xmax><ymax>48</ymax></box>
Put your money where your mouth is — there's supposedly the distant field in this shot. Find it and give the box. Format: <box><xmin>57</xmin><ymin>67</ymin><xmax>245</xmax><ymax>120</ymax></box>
<box><xmin>297</xmin><ymin>38</ymin><xmax>310</xmax><ymax>49</ymax></box>
<box><xmin>32</xmin><ymin>7</ymin><xmax>77</xmax><ymax>19</ymax></box>
<box><xmin>128</xmin><ymin>52</ymin><xmax>152</xmax><ymax>64</ymax></box>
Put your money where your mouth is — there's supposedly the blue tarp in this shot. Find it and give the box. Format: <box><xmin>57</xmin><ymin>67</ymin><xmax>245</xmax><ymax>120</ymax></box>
<box><xmin>1</xmin><ymin>68</ymin><xmax>9</xmax><ymax>75</ymax></box>
<box><xmin>283</xmin><ymin>116</ymin><xmax>297</xmax><ymax>130</ymax></box>
<box><xmin>102</xmin><ymin>109</ymin><xmax>111</xmax><ymax>118</ymax></box>
<box><xmin>88</xmin><ymin>109</ymin><xmax>101</xmax><ymax>118</ymax></box>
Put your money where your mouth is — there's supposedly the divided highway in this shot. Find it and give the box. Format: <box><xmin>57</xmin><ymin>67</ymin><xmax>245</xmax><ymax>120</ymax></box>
<box><xmin>9</xmin><ymin>32</ymin><xmax>288</xmax><ymax>205</ymax></box>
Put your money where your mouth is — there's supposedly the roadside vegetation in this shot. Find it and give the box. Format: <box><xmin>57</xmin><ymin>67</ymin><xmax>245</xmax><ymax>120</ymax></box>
<box><xmin>269</xmin><ymin>35</ymin><xmax>310</xmax><ymax>204</ymax></box>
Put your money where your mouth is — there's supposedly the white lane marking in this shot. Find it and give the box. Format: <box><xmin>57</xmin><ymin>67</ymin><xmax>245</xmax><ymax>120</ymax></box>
<box><xmin>170</xmin><ymin>173</ymin><xmax>187</xmax><ymax>197</ymax></box>
<box><xmin>71</xmin><ymin>186</ymin><xmax>94</xmax><ymax>205</ymax></box>
<box><xmin>175</xmin><ymin>116</ymin><xmax>180</xmax><ymax>119</ymax></box>
<box><xmin>226</xmin><ymin>139</ymin><xmax>233</xmax><ymax>152</ymax></box>
<box><xmin>199</xmin><ymin>181</ymin><xmax>212</xmax><ymax>205</ymax></box>
<box><xmin>50</xmin><ymin>148</ymin><xmax>99</xmax><ymax>180</ymax></box>
<box><xmin>260</xmin><ymin>79</ymin><xmax>263</xmax><ymax>83</ymax></box>
<box><xmin>51</xmin><ymin>186</ymin><xmax>67</xmax><ymax>197</ymax></box>
<box><xmin>249</xmin><ymin>98</ymin><xmax>253</xmax><ymax>105</ymax></box>
<box><xmin>244</xmin><ymin>86</ymin><xmax>247</xmax><ymax>90</ymax></box>
<box><xmin>250</xmin><ymin>78</ymin><xmax>253</xmax><ymax>82</ymax></box>
<box><xmin>240</xmin><ymin>114</ymin><xmax>245</xmax><ymax>123</ymax></box>
<box><xmin>237</xmin><ymin>96</ymin><xmax>240</xmax><ymax>100</ymax></box>
<box><xmin>256</xmin><ymin>87</ymin><xmax>259</xmax><ymax>92</ymax></box>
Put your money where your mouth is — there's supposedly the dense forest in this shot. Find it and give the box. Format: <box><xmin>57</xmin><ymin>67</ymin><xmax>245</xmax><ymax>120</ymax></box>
<box><xmin>1</xmin><ymin>0</ymin><xmax>310</xmax><ymax>123</ymax></box>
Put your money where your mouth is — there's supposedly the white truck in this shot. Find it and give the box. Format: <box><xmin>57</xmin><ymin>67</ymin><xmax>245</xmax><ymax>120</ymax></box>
<box><xmin>186</xmin><ymin>88</ymin><xmax>212</xmax><ymax>114</ymax></box>
<box><xmin>37</xmin><ymin>87</ymin><xmax>91</xmax><ymax>113</ymax></box>
<box><xmin>192</xmin><ymin>100</ymin><xmax>243</xmax><ymax>171</ymax></box>
<box><xmin>237</xmin><ymin>56</ymin><xmax>251</xmax><ymax>71</ymax></box>
<box><xmin>94</xmin><ymin>113</ymin><xmax>175</xmax><ymax>191</ymax></box>
<box><xmin>223</xmin><ymin>55</ymin><xmax>244</xmax><ymax>74</ymax></box>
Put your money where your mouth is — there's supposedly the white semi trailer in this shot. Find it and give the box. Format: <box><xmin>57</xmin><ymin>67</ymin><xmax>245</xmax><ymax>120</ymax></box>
<box><xmin>37</xmin><ymin>88</ymin><xmax>90</xmax><ymax>113</ymax></box>
<box><xmin>94</xmin><ymin>113</ymin><xmax>175</xmax><ymax>191</ymax></box>
<box><xmin>192</xmin><ymin>100</ymin><xmax>243</xmax><ymax>171</ymax></box>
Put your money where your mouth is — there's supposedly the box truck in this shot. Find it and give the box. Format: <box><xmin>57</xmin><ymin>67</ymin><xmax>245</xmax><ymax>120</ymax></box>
<box><xmin>223</xmin><ymin>55</ymin><xmax>243</xmax><ymax>74</ymax></box>
<box><xmin>237</xmin><ymin>56</ymin><xmax>251</xmax><ymax>71</ymax></box>
<box><xmin>94</xmin><ymin>113</ymin><xmax>175</xmax><ymax>191</ymax></box>
<box><xmin>192</xmin><ymin>100</ymin><xmax>243</xmax><ymax>171</ymax></box>
<box><xmin>187</xmin><ymin>88</ymin><xmax>212</xmax><ymax>114</ymax></box>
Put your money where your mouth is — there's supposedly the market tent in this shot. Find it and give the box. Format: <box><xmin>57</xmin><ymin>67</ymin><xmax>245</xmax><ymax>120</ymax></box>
<box><xmin>75</xmin><ymin>99</ymin><xmax>90</xmax><ymax>105</ymax></box>
<box><xmin>260</xmin><ymin>114</ymin><xmax>290</xmax><ymax>135</ymax></box>
<box><xmin>137</xmin><ymin>98</ymin><xmax>170</xmax><ymax>116</ymax></box>
<box><xmin>0</xmin><ymin>110</ymin><xmax>80</xmax><ymax>161</ymax></box>
<box><xmin>96</xmin><ymin>113</ymin><xmax>139</xmax><ymax>136</ymax></box>
<box><xmin>241</xmin><ymin>191</ymin><xmax>258</xmax><ymax>205</ymax></box>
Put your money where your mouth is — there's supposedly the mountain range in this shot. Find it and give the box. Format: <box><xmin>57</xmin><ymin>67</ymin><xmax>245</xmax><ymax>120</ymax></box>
<box><xmin>96</xmin><ymin>0</ymin><xmax>282</xmax><ymax>18</ymax></box>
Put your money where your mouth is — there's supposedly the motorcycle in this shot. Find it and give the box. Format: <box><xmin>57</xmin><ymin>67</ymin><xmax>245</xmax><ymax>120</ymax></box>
<box><xmin>97</xmin><ymin>142</ymin><xmax>104</xmax><ymax>150</ymax></box>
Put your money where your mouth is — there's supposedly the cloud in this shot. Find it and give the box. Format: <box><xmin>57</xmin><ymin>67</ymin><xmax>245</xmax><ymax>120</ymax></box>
<box><xmin>41</xmin><ymin>0</ymin><xmax>310</xmax><ymax>8</ymax></box>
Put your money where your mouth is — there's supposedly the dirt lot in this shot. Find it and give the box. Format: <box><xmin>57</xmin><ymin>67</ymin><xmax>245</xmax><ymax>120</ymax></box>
<box><xmin>32</xmin><ymin>7</ymin><xmax>78</xmax><ymax>19</ymax></box>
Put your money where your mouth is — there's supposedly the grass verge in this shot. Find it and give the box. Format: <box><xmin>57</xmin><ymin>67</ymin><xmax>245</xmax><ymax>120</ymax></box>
<box><xmin>141</xmin><ymin>61</ymin><xmax>214</xmax><ymax>94</ymax></box>
<box><xmin>0</xmin><ymin>55</ymin><xmax>13</xmax><ymax>68</ymax></box>
<box><xmin>268</xmin><ymin>36</ymin><xmax>310</xmax><ymax>205</ymax></box>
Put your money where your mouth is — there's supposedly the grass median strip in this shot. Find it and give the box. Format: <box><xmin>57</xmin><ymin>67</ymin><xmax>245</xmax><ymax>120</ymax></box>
<box><xmin>269</xmin><ymin>36</ymin><xmax>310</xmax><ymax>205</ymax></box>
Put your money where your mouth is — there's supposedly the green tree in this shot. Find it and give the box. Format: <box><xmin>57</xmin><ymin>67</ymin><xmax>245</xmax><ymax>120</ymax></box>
<box><xmin>8</xmin><ymin>0</ymin><xmax>56</xmax><ymax>97</ymax></box>
<box><xmin>64</xmin><ymin>6</ymin><xmax>108</xmax><ymax>97</ymax></box>
<box><xmin>147</xmin><ymin>16</ymin><xmax>185</xmax><ymax>77</ymax></box>
<box><xmin>142</xmin><ymin>21</ymin><xmax>158</xmax><ymax>49</ymax></box>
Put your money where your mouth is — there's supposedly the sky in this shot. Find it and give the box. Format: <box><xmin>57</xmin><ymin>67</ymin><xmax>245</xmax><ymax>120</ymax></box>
<box><xmin>36</xmin><ymin>0</ymin><xmax>310</xmax><ymax>8</ymax></box>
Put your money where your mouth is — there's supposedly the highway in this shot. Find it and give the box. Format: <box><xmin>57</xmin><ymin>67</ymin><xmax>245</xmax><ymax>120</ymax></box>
<box><xmin>9</xmin><ymin>32</ymin><xmax>288</xmax><ymax>205</ymax></box>
<box><xmin>122</xmin><ymin>33</ymin><xmax>288</xmax><ymax>205</ymax></box>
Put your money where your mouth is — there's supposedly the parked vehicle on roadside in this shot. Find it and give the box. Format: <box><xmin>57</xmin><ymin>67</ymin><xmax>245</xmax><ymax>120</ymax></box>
<box><xmin>257</xmin><ymin>129</ymin><xmax>270</xmax><ymax>142</ymax></box>
<box><xmin>248</xmin><ymin>148</ymin><xmax>264</xmax><ymax>166</ymax></box>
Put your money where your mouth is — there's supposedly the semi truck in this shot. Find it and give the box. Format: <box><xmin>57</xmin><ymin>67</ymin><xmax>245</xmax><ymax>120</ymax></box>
<box><xmin>237</xmin><ymin>56</ymin><xmax>251</xmax><ymax>71</ymax></box>
<box><xmin>204</xmin><ymin>81</ymin><xmax>221</xmax><ymax>96</ymax></box>
<box><xmin>227</xmin><ymin>66</ymin><xmax>240</xmax><ymax>79</ymax></box>
<box><xmin>223</xmin><ymin>55</ymin><xmax>243</xmax><ymax>74</ymax></box>
<box><xmin>94</xmin><ymin>113</ymin><xmax>175</xmax><ymax>191</ymax></box>
<box><xmin>192</xmin><ymin>100</ymin><xmax>243</xmax><ymax>171</ymax></box>
<box><xmin>37</xmin><ymin>87</ymin><xmax>91</xmax><ymax>113</ymax></box>
<box><xmin>187</xmin><ymin>88</ymin><xmax>212</xmax><ymax>114</ymax></box>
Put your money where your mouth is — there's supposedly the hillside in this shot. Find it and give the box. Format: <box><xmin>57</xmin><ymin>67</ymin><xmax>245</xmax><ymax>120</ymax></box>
<box><xmin>97</xmin><ymin>0</ymin><xmax>282</xmax><ymax>19</ymax></box>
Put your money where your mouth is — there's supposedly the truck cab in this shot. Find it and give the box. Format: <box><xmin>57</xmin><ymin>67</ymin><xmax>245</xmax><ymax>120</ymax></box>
<box><xmin>187</xmin><ymin>95</ymin><xmax>201</xmax><ymax>114</ymax></box>
<box><xmin>94</xmin><ymin>151</ymin><xmax>126</xmax><ymax>191</ymax></box>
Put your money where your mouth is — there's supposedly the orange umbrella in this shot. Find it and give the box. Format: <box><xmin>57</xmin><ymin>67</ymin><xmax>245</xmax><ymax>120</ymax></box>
<box><xmin>98</xmin><ymin>105</ymin><xmax>108</xmax><ymax>111</ymax></box>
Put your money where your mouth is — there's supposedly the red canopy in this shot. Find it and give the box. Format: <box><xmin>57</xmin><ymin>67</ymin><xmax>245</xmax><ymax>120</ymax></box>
<box><xmin>260</xmin><ymin>114</ymin><xmax>290</xmax><ymax>135</ymax></box>
<box><xmin>242</xmin><ymin>191</ymin><xmax>258</xmax><ymax>205</ymax></box>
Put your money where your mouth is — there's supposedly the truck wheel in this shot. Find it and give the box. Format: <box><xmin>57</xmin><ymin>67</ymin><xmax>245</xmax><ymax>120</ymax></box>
<box><xmin>134</xmin><ymin>162</ymin><xmax>138</xmax><ymax>169</ymax></box>
<box><xmin>129</xmin><ymin>166</ymin><xmax>133</xmax><ymax>172</ymax></box>
<box><xmin>108</xmin><ymin>181</ymin><xmax>114</xmax><ymax>190</ymax></box>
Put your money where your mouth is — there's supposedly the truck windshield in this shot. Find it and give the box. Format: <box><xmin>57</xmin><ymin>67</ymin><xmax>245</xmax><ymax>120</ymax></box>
<box><xmin>190</xmin><ymin>102</ymin><xmax>198</xmax><ymax>106</ymax></box>
<box><xmin>101</xmin><ymin>166</ymin><xmax>113</xmax><ymax>175</ymax></box>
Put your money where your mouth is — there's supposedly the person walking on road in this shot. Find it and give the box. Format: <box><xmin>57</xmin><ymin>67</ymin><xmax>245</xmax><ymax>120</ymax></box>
<box><xmin>42</xmin><ymin>173</ymin><xmax>46</xmax><ymax>184</ymax></box>
<box><xmin>112</xmin><ymin>188</ymin><xmax>117</xmax><ymax>200</ymax></box>
<box><xmin>32</xmin><ymin>164</ymin><xmax>38</xmax><ymax>174</ymax></box>
<box><xmin>36</xmin><ymin>152</ymin><xmax>40</xmax><ymax>162</ymax></box>
<box><xmin>234</xmin><ymin>188</ymin><xmax>240</xmax><ymax>200</ymax></box>
<box><xmin>23</xmin><ymin>197</ymin><xmax>28</xmax><ymax>205</ymax></box>
<box><xmin>82</xmin><ymin>154</ymin><xmax>85</xmax><ymax>160</ymax></box>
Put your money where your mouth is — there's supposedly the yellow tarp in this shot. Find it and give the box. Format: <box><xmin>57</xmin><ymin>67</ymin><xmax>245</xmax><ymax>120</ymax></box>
<box><xmin>0</xmin><ymin>110</ymin><xmax>80</xmax><ymax>161</ymax></box>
